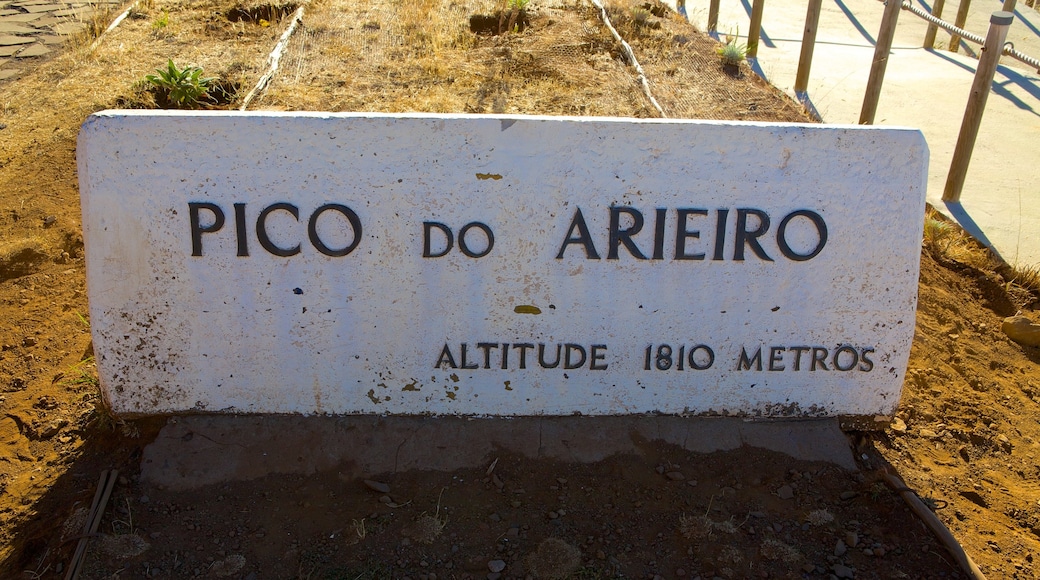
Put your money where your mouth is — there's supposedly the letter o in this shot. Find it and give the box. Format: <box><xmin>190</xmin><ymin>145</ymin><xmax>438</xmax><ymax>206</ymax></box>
<box><xmin>687</xmin><ymin>344</ymin><xmax>715</xmax><ymax>370</ymax></box>
<box><xmin>458</xmin><ymin>222</ymin><xmax>495</xmax><ymax>258</ymax></box>
<box><xmin>832</xmin><ymin>345</ymin><xmax>859</xmax><ymax>371</ymax></box>
<box><xmin>776</xmin><ymin>210</ymin><xmax>827</xmax><ymax>261</ymax></box>
<box><xmin>308</xmin><ymin>204</ymin><xmax>362</xmax><ymax>257</ymax></box>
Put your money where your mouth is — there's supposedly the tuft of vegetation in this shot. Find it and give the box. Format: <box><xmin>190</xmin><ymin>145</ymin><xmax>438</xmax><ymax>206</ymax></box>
<box><xmin>145</xmin><ymin>59</ymin><xmax>216</xmax><ymax>109</ymax></box>
<box><xmin>152</xmin><ymin>9</ymin><xmax>169</xmax><ymax>30</ymax></box>
<box><xmin>525</xmin><ymin>538</ymin><xmax>582</xmax><ymax>580</ymax></box>
<box><xmin>509</xmin><ymin>0</ymin><xmax>530</xmax><ymax>10</ymax></box>
<box><xmin>717</xmin><ymin>35</ymin><xmax>747</xmax><ymax>66</ymax></box>
<box><xmin>760</xmin><ymin>538</ymin><xmax>802</xmax><ymax>563</ymax></box>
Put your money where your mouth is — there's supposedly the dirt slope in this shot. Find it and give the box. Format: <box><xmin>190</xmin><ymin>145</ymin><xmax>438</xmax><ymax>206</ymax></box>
<box><xmin>1</xmin><ymin>0</ymin><xmax>1039</xmax><ymax>576</ymax></box>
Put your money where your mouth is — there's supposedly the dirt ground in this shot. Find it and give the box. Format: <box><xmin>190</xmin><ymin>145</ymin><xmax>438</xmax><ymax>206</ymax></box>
<box><xmin>1</xmin><ymin>0</ymin><xmax>1040</xmax><ymax>577</ymax></box>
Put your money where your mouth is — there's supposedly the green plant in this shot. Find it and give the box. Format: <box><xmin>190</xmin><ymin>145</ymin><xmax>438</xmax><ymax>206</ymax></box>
<box><xmin>152</xmin><ymin>10</ymin><xmax>169</xmax><ymax>30</ymax></box>
<box><xmin>145</xmin><ymin>59</ymin><xmax>215</xmax><ymax>109</ymax></box>
<box><xmin>631</xmin><ymin>7</ymin><xmax>651</xmax><ymax>26</ymax></box>
<box><xmin>509</xmin><ymin>0</ymin><xmax>530</xmax><ymax>10</ymax></box>
<box><xmin>717</xmin><ymin>34</ymin><xmax>747</xmax><ymax>66</ymax></box>
<box><xmin>64</xmin><ymin>356</ymin><xmax>99</xmax><ymax>389</ymax></box>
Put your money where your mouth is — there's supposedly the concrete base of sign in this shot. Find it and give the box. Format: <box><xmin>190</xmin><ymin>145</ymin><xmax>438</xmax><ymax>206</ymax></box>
<box><xmin>141</xmin><ymin>416</ymin><xmax>856</xmax><ymax>491</ymax></box>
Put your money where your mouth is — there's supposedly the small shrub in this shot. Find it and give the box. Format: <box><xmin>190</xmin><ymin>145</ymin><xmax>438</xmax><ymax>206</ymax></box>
<box><xmin>525</xmin><ymin>538</ymin><xmax>581</xmax><ymax>580</ymax></box>
<box><xmin>717</xmin><ymin>37</ymin><xmax>747</xmax><ymax>66</ymax></box>
<box><xmin>760</xmin><ymin>538</ymin><xmax>802</xmax><ymax>563</ymax></box>
<box><xmin>145</xmin><ymin>59</ymin><xmax>215</xmax><ymax>109</ymax></box>
<box><xmin>806</xmin><ymin>509</ymin><xmax>834</xmax><ymax>526</ymax></box>
<box><xmin>509</xmin><ymin>0</ymin><xmax>530</xmax><ymax>10</ymax></box>
<box><xmin>411</xmin><ymin>513</ymin><xmax>446</xmax><ymax>544</ymax></box>
<box><xmin>631</xmin><ymin>7</ymin><xmax>651</xmax><ymax>25</ymax></box>
<box><xmin>152</xmin><ymin>10</ymin><xmax>169</xmax><ymax>30</ymax></box>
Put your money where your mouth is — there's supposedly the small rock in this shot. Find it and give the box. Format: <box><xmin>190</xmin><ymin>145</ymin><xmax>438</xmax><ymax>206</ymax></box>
<box><xmin>845</xmin><ymin>531</ymin><xmax>859</xmax><ymax>548</ymax></box>
<box><xmin>832</xmin><ymin>563</ymin><xmax>854</xmax><ymax>578</ymax></box>
<box><xmin>801</xmin><ymin>563</ymin><xmax>816</xmax><ymax>573</ymax></box>
<box><xmin>1002</xmin><ymin>315</ymin><xmax>1040</xmax><ymax>347</ymax></box>
<box><xmin>378</xmin><ymin>495</ymin><xmax>393</xmax><ymax>504</ymax></box>
<box><xmin>776</xmin><ymin>485</ymin><xmax>794</xmax><ymax>500</ymax></box>
<box><xmin>364</xmin><ymin>480</ymin><xmax>391</xmax><ymax>494</ymax></box>
<box><xmin>488</xmin><ymin>513</ymin><xmax>501</xmax><ymax>522</ymax></box>
<box><xmin>665</xmin><ymin>471</ymin><xmax>685</xmax><ymax>481</ymax></box>
<box><xmin>997</xmin><ymin>434</ymin><xmax>1012</xmax><ymax>450</ymax></box>
<box><xmin>890</xmin><ymin>417</ymin><xmax>907</xmax><ymax>432</ymax></box>
<box><xmin>487</xmin><ymin>559</ymin><xmax>506</xmax><ymax>573</ymax></box>
<box><xmin>548</xmin><ymin>511</ymin><xmax>559</xmax><ymax>519</ymax></box>
<box><xmin>834</xmin><ymin>539</ymin><xmax>847</xmax><ymax>557</ymax></box>
<box><xmin>43</xmin><ymin>215</ymin><xmax>56</xmax><ymax>226</ymax></box>
<box><xmin>22</xmin><ymin>336</ymin><xmax>37</xmax><ymax>347</ymax></box>
<box><xmin>34</xmin><ymin>395</ymin><xmax>59</xmax><ymax>410</ymax></box>
<box><xmin>596</xmin><ymin>550</ymin><xmax>606</xmax><ymax>560</ymax></box>
<box><xmin>839</xmin><ymin>491</ymin><xmax>858</xmax><ymax>500</ymax></box>
<box><xmin>958</xmin><ymin>445</ymin><xmax>971</xmax><ymax>462</ymax></box>
<box><xmin>919</xmin><ymin>429</ymin><xmax>938</xmax><ymax>439</ymax></box>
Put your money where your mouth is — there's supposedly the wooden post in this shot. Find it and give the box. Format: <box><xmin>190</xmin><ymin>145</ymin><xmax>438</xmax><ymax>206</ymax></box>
<box><xmin>747</xmin><ymin>0</ymin><xmax>766</xmax><ymax>58</ymax></box>
<box><xmin>1002</xmin><ymin>0</ymin><xmax>1016</xmax><ymax>12</ymax></box>
<box><xmin>708</xmin><ymin>0</ymin><xmax>721</xmax><ymax>32</ymax></box>
<box><xmin>859</xmin><ymin>0</ymin><xmax>903</xmax><ymax>124</ymax></box>
<box><xmin>943</xmin><ymin>11</ymin><xmax>1014</xmax><ymax>202</ymax></box>
<box><xmin>950</xmin><ymin>0</ymin><xmax>972</xmax><ymax>53</ymax></box>
<box><xmin>795</xmin><ymin>0</ymin><xmax>824</xmax><ymax>93</ymax></box>
<box><xmin>924</xmin><ymin>0</ymin><xmax>945</xmax><ymax>48</ymax></box>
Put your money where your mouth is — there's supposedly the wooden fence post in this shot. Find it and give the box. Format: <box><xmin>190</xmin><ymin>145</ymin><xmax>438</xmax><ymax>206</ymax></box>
<box><xmin>943</xmin><ymin>11</ymin><xmax>1014</xmax><ymax>202</ymax></box>
<box><xmin>950</xmin><ymin>0</ymin><xmax>972</xmax><ymax>53</ymax></box>
<box><xmin>708</xmin><ymin>0</ymin><xmax>721</xmax><ymax>31</ymax></box>
<box><xmin>795</xmin><ymin>0</ymin><xmax>824</xmax><ymax>93</ymax></box>
<box><xmin>924</xmin><ymin>0</ymin><xmax>945</xmax><ymax>48</ymax></box>
<box><xmin>859</xmin><ymin>0</ymin><xmax>903</xmax><ymax>124</ymax></box>
<box><xmin>747</xmin><ymin>0</ymin><xmax>766</xmax><ymax>58</ymax></box>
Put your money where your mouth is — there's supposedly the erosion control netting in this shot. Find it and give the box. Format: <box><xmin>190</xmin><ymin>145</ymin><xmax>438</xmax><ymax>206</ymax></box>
<box><xmin>600</xmin><ymin>0</ymin><xmax>811</xmax><ymax>121</ymax></box>
<box><xmin>254</xmin><ymin>0</ymin><xmax>811</xmax><ymax>121</ymax></box>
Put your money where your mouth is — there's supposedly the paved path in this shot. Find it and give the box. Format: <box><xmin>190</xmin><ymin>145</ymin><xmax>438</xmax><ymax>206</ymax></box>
<box><xmin>0</xmin><ymin>0</ymin><xmax>121</xmax><ymax>80</ymax></box>
<box><xmin>681</xmin><ymin>0</ymin><xmax>1040</xmax><ymax>267</ymax></box>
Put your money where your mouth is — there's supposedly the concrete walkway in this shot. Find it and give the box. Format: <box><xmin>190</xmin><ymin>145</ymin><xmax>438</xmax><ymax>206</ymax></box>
<box><xmin>0</xmin><ymin>0</ymin><xmax>121</xmax><ymax>80</ymax></box>
<box><xmin>682</xmin><ymin>0</ymin><xmax>1040</xmax><ymax>268</ymax></box>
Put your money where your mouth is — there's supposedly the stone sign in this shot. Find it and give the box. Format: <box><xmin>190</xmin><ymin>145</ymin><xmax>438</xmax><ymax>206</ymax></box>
<box><xmin>78</xmin><ymin>111</ymin><xmax>927</xmax><ymax>416</ymax></box>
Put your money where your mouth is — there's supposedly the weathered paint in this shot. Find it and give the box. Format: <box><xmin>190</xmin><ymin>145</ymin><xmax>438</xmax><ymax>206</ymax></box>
<box><xmin>78</xmin><ymin>111</ymin><xmax>927</xmax><ymax>416</ymax></box>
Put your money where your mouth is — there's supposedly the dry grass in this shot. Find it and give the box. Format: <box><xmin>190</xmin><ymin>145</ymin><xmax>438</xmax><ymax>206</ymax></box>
<box><xmin>922</xmin><ymin>206</ymin><xmax>1040</xmax><ymax>308</ymax></box>
<box><xmin>409</xmin><ymin>513</ymin><xmax>446</xmax><ymax>544</ymax></box>
<box><xmin>678</xmin><ymin>512</ymin><xmax>738</xmax><ymax>540</ymax></box>
<box><xmin>524</xmin><ymin>538</ymin><xmax>581</xmax><ymax>580</ymax></box>
<box><xmin>759</xmin><ymin>538</ymin><xmax>802</xmax><ymax>563</ymax></box>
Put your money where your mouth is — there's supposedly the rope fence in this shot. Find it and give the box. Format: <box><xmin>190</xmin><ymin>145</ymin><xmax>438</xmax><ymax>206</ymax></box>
<box><xmin>901</xmin><ymin>0</ymin><xmax>1040</xmax><ymax>71</ymax></box>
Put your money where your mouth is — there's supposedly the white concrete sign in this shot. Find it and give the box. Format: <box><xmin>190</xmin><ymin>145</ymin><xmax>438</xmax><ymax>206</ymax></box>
<box><xmin>79</xmin><ymin>111</ymin><xmax>927</xmax><ymax>416</ymax></box>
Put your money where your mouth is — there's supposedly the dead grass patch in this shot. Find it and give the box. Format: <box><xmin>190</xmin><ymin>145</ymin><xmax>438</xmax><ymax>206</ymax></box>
<box><xmin>525</xmin><ymin>538</ymin><xmax>581</xmax><ymax>579</ymax></box>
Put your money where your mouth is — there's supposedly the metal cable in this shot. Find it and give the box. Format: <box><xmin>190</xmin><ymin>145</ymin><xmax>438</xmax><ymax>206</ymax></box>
<box><xmin>901</xmin><ymin>1</ymin><xmax>1040</xmax><ymax>70</ymax></box>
